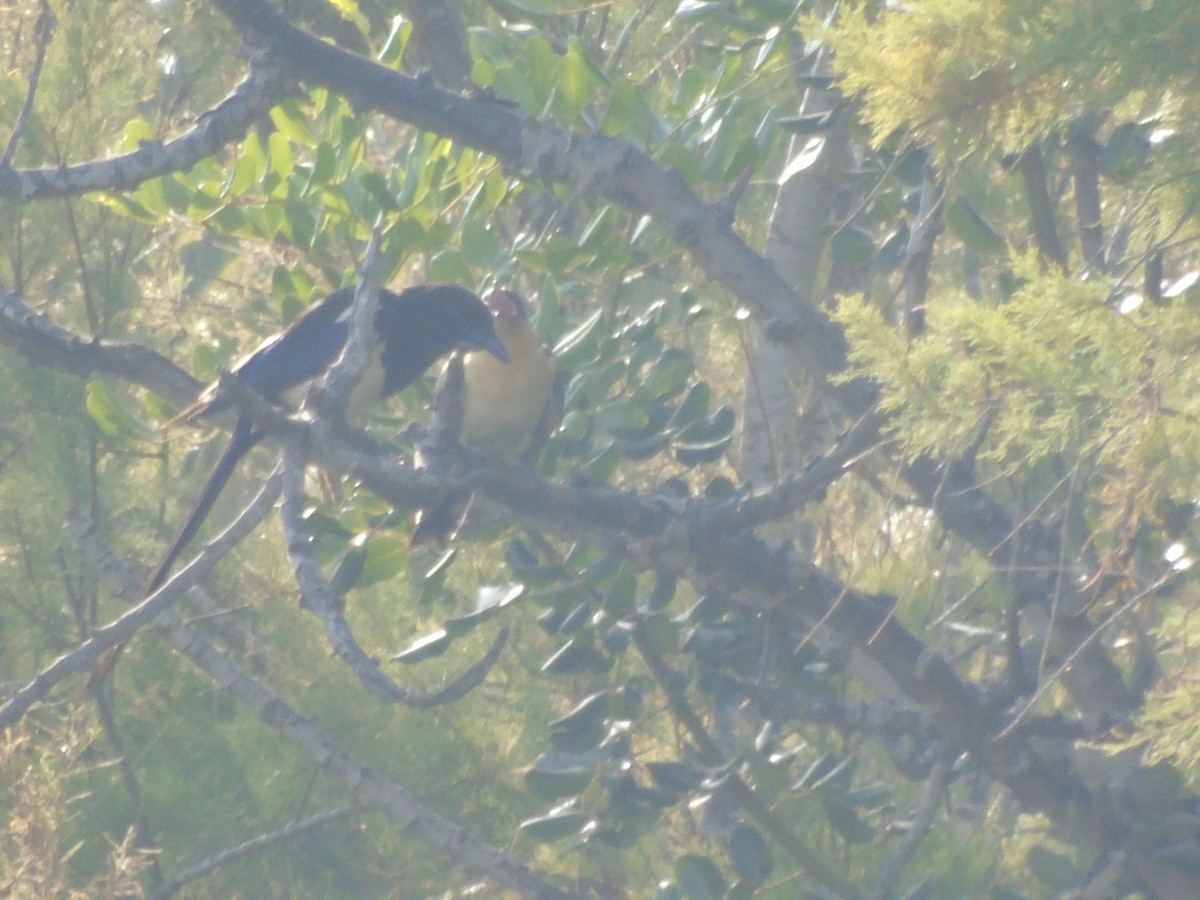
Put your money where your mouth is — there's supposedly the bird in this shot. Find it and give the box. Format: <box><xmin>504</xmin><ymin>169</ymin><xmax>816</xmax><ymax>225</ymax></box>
<box><xmin>411</xmin><ymin>287</ymin><xmax>560</xmax><ymax>545</ymax></box>
<box><xmin>146</xmin><ymin>283</ymin><xmax>508</xmax><ymax>593</ymax></box>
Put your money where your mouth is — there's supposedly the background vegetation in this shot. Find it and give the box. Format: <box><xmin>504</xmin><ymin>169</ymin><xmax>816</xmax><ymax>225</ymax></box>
<box><xmin>2</xmin><ymin>0</ymin><xmax>1199</xmax><ymax>896</ymax></box>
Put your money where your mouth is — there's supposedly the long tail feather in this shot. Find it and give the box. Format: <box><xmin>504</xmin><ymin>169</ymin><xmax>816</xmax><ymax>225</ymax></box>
<box><xmin>145</xmin><ymin>418</ymin><xmax>261</xmax><ymax>593</ymax></box>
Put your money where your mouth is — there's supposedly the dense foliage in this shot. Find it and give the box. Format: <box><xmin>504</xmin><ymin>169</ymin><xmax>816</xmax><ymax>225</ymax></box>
<box><xmin>2</xmin><ymin>0</ymin><xmax>1200</xmax><ymax>896</ymax></box>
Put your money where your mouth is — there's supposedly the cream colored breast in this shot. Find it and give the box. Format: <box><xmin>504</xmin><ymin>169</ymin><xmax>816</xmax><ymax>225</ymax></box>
<box><xmin>460</xmin><ymin>321</ymin><xmax>555</xmax><ymax>457</ymax></box>
<box><xmin>345</xmin><ymin>344</ymin><xmax>387</xmax><ymax>420</ymax></box>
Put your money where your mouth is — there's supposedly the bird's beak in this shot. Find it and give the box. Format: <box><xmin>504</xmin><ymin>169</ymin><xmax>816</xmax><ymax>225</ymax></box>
<box><xmin>467</xmin><ymin>328</ymin><xmax>509</xmax><ymax>364</ymax></box>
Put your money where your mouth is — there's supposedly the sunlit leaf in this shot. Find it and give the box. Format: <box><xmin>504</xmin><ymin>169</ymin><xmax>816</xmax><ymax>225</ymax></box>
<box><xmin>85</xmin><ymin>380</ymin><xmax>155</xmax><ymax>442</ymax></box>
<box><xmin>391</xmin><ymin>629</ymin><xmax>451</xmax><ymax>663</ymax></box>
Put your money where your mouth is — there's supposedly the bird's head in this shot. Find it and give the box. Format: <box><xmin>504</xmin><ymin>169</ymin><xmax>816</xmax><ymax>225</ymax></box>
<box><xmin>375</xmin><ymin>284</ymin><xmax>508</xmax><ymax>397</ymax></box>
<box><xmin>482</xmin><ymin>287</ymin><xmax>528</xmax><ymax>321</ymax></box>
<box><xmin>441</xmin><ymin>285</ymin><xmax>510</xmax><ymax>363</ymax></box>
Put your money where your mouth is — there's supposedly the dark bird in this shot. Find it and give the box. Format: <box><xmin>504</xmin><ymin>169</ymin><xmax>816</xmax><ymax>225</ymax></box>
<box><xmin>147</xmin><ymin>283</ymin><xmax>507</xmax><ymax>593</ymax></box>
<box><xmin>411</xmin><ymin>288</ymin><xmax>560</xmax><ymax>545</ymax></box>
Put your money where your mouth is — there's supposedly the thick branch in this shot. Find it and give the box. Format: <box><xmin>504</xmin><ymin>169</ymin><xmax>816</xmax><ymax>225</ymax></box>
<box><xmin>1067</xmin><ymin>123</ymin><xmax>1106</xmax><ymax>272</ymax></box>
<box><xmin>0</xmin><ymin>288</ymin><xmax>200</xmax><ymax>405</ymax></box>
<box><xmin>0</xmin><ymin>65</ymin><xmax>291</xmax><ymax>201</ymax></box>
<box><xmin>1018</xmin><ymin>144</ymin><xmax>1069</xmax><ymax>274</ymax></box>
<box><xmin>208</xmin><ymin>0</ymin><xmax>860</xmax><ymax>405</ymax></box>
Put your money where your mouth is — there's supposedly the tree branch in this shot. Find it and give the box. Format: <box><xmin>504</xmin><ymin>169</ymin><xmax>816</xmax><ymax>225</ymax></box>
<box><xmin>0</xmin><ymin>287</ymin><xmax>200</xmax><ymax>405</ymax></box>
<box><xmin>1</xmin><ymin>0</ymin><xmax>56</xmax><ymax>169</ymax></box>
<box><xmin>1067</xmin><ymin>121</ymin><xmax>1106</xmax><ymax>272</ymax></box>
<box><xmin>1018</xmin><ymin>144</ymin><xmax>1069</xmax><ymax>274</ymax></box>
<box><xmin>0</xmin><ymin>64</ymin><xmax>291</xmax><ymax>201</ymax></box>
<box><xmin>900</xmin><ymin>159</ymin><xmax>945</xmax><ymax>336</ymax></box>
<box><xmin>66</xmin><ymin>512</ymin><xmax>588</xmax><ymax>899</ymax></box>
<box><xmin>0</xmin><ymin>471</ymin><xmax>279</xmax><ymax>732</ymax></box>
<box><xmin>151</xmin><ymin>806</ymin><xmax>355</xmax><ymax>900</ymax></box>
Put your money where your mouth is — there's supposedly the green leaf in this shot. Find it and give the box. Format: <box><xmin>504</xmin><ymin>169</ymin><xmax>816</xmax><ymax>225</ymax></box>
<box><xmin>89</xmin><ymin>192</ymin><xmax>157</xmax><ymax>222</ymax></box>
<box><xmin>190</xmin><ymin>342</ymin><xmax>221</xmax><ymax>383</ymax></box>
<box><xmin>830</xmin><ymin>225</ymin><xmax>876</xmax><ymax>266</ymax></box>
<box><xmin>524</xmin><ymin>766</ymin><xmax>594</xmax><ymax>801</ymax></box>
<box><xmin>602</xmin><ymin>619</ymin><xmax>634</xmax><ymax>654</ymax></box>
<box><xmin>85</xmin><ymin>380</ymin><xmax>154</xmax><ymax>441</ymax></box>
<box><xmin>637</xmin><ymin>615</ymin><xmax>678</xmax><ymax>655</ymax></box>
<box><xmin>645</xmin><ymin>571</ymin><xmax>676</xmax><ymax>612</ymax></box>
<box><xmin>596</xmin><ymin>398</ymin><xmax>650</xmax><ymax>436</ymax></box>
<box><xmin>307</xmin><ymin>143</ymin><xmax>337</xmax><ymax>190</ymax></box>
<box><xmin>281</xmin><ymin>201</ymin><xmax>317</xmax><ymax>247</ymax></box>
<box><xmin>391</xmin><ymin>629</ymin><xmax>451</xmax><ymax>663</ymax></box>
<box><xmin>519</xmin><ymin>806</ymin><xmax>588</xmax><ymax>843</ymax></box>
<box><xmin>541</xmin><ymin>636</ymin><xmax>604</xmax><ymax>675</ymax></box>
<box><xmin>356</xmin><ymin>170</ymin><xmax>399</xmax><ymax>213</ymax></box>
<box><xmin>270</xmin><ymin>100</ymin><xmax>318</xmax><ymax>147</ymax></box>
<box><xmin>267</xmin><ymin>131</ymin><xmax>294</xmax><ymax>181</ymax></box>
<box><xmin>778</xmin><ymin>107</ymin><xmax>840</xmax><ymax>134</ymax></box>
<box><xmin>553</xmin><ymin>308</ymin><xmax>606</xmax><ymax>368</ymax></box>
<box><xmin>378</xmin><ymin>15</ymin><xmax>411</xmax><ymax>67</ymax></box>
<box><xmin>823</xmin><ymin>797</ymin><xmax>875</xmax><ymax>844</ymax></box>
<box><xmin>221</xmin><ymin>153</ymin><xmax>255</xmax><ymax>202</ymax></box>
<box><xmin>1102</xmin><ymin>122</ymin><xmax>1150</xmax><ymax>182</ymax></box>
<box><xmin>946</xmin><ymin>197</ymin><xmax>1005</xmax><ymax>256</ymax></box>
<box><xmin>1026</xmin><ymin>846</ymin><xmax>1077</xmax><ymax>890</ymax></box>
<box><xmin>620</xmin><ymin>432</ymin><xmax>671</xmax><ymax>460</ymax></box>
<box><xmin>462</xmin><ymin>219</ymin><xmax>501</xmax><ymax>268</ymax></box>
<box><xmin>667</xmin><ymin>383</ymin><xmax>711</xmax><ymax>432</ymax></box>
<box><xmin>640</xmin><ymin>349</ymin><xmax>694</xmax><ymax>402</ymax></box>
<box><xmin>674</xmin><ymin>434</ymin><xmax>732</xmax><ymax>466</ymax></box>
<box><xmin>673</xmin><ymin>854</ymin><xmax>726</xmax><ymax>900</ymax></box>
<box><xmin>354</xmin><ymin>536</ymin><xmax>408</xmax><ymax>590</ymax></box>
<box><xmin>120</xmin><ymin>117</ymin><xmax>156</xmax><ymax>151</ymax></box>
<box><xmin>180</xmin><ymin>237</ymin><xmax>237</xmax><ymax>295</ymax></box>
<box><xmin>674</xmin><ymin>1</ymin><xmax>723</xmax><ymax>23</ymax></box>
<box><xmin>727</xmin><ymin>824</ymin><xmax>772</xmax><ymax>887</ymax></box>
<box><xmin>427</xmin><ymin>249</ymin><xmax>473</xmax><ymax>284</ymax></box>
<box><xmin>328</xmin><ymin>537</ymin><xmax>367</xmax><ymax>597</ymax></box>
<box><xmin>646</xmin><ymin>761</ymin><xmax>703</xmax><ymax>796</ymax></box>
<box><xmin>549</xmin><ymin>720</ymin><xmax>607</xmax><ymax>754</ymax></box>
<box><xmin>603</xmin><ymin>79</ymin><xmax>657</xmax><ymax>141</ymax></box>
<box><xmin>445</xmin><ymin>584</ymin><xmax>524</xmax><ymax>636</ymax></box>
<box><xmin>560</xmin><ymin>39</ymin><xmax>610</xmax><ymax>113</ymax></box>
<box><xmin>680</xmin><ymin>405</ymin><xmax>735</xmax><ymax>443</ymax></box>
<box><xmin>550</xmin><ymin>691</ymin><xmax>609</xmax><ymax>734</ymax></box>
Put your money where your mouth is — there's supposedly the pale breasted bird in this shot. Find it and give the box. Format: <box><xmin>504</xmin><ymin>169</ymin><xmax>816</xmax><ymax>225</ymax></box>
<box><xmin>147</xmin><ymin>283</ymin><xmax>507</xmax><ymax>592</ymax></box>
<box><xmin>411</xmin><ymin>288</ymin><xmax>560</xmax><ymax>545</ymax></box>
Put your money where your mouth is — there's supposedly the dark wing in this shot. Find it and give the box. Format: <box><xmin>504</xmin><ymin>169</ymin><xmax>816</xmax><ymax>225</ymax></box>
<box><xmin>232</xmin><ymin>287</ymin><xmax>356</xmax><ymax>401</ymax></box>
<box><xmin>167</xmin><ymin>288</ymin><xmax>357</xmax><ymax>426</ymax></box>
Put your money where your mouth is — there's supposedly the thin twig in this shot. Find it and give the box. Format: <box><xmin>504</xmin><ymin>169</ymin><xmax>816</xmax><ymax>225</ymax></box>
<box><xmin>870</xmin><ymin>750</ymin><xmax>953</xmax><ymax>898</ymax></box>
<box><xmin>899</xmin><ymin>159</ymin><xmax>945</xmax><ymax>336</ymax></box>
<box><xmin>59</xmin><ymin>547</ymin><xmax>165</xmax><ymax>890</ymax></box>
<box><xmin>67</xmin><ymin>513</ymin><xmax>578</xmax><ymax>898</ymax></box>
<box><xmin>150</xmin><ymin>806</ymin><xmax>355</xmax><ymax>900</ymax></box>
<box><xmin>0</xmin><ymin>471</ymin><xmax>280</xmax><ymax>732</ymax></box>
<box><xmin>280</xmin><ymin>437</ymin><xmax>507</xmax><ymax>706</ymax></box>
<box><xmin>0</xmin><ymin>0</ymin><xmax>55</xmax><ymax>169</ymax></box>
